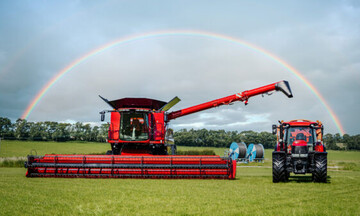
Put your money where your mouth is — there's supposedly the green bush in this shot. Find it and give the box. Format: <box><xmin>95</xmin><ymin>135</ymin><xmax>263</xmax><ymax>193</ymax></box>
<box><xmin>0</xmin><ymin>159</ymin><xmax>26</xmax><ymax>167</ymax></box>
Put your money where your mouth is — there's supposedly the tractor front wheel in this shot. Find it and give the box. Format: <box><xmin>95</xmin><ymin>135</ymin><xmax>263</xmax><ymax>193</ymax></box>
<box><xmin>272</xmin><ymin>152</ymin><xmax>287</xmax><ymax>183</ymax></box>
<box><xmin>313</xmin><ymin>153</ymin><xmax>327</xmax><ymax>183</ymax></box>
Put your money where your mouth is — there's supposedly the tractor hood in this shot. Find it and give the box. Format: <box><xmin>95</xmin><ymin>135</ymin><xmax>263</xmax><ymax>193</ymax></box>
<box><xmin>100</xmin><ymin>96</ymin><xmax>167</xmax><ymax>110</ymax></box>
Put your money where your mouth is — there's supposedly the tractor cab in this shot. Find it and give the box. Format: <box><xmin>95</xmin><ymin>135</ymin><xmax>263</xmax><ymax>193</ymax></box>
<box><xmin>273</xmin><ymin>119</ymin><xmax>324</xmax><ymax>153</ymax></box>
<box><xmin>285</xmin><ymin>126</ymin><xmax>315</xmax><ymax>153</ymax></box>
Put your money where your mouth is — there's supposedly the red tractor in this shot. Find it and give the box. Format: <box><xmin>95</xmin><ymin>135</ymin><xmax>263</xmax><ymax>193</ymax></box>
<box><xmin>272</xmin><ymin>120</ymin><xmax>327</xmax><ymax>183</ymax></box>
<box><xmin>25</xmin><ymin>80</ymin><xmax>292</xmax><ymax>179</ymax></box>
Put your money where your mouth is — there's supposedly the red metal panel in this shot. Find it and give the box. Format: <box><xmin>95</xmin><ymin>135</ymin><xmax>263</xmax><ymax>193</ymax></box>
<box><xmin>152</xmin><ymin>112</ymin><xmax>164</xmax><ymax>141</ymax></box>
<box><xmin>109</xmin><ymin>112</ymin><xmax>120</xmax><ymax>140</ymax></box>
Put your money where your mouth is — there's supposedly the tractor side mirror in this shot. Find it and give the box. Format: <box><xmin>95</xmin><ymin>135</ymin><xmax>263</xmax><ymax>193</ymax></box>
<box><xmin>100</xmin><ymin>111</ymin><xmax>105</xmax><ymax>122</ymax></box>
<box><xmin>272</xmin><ymin>125</ymin><xmax>277</xmax><ymax>135</ymax></box>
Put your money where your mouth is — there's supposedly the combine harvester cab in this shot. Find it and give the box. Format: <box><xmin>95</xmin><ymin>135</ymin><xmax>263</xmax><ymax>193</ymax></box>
<box><xmin>25</xmin><ymin>80</ymin><xmax>293</xmax><ymax>179</ymax></box>
<box><xmin>272</xmin><ymin>119</ymin><xmax>327</xmax><ymax>183</ymax></box>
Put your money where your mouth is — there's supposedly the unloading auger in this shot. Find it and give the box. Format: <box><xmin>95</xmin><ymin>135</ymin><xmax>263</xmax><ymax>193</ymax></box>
<box><xmin>25</xmin><ymin>80</ymin><xmax>292</xmax><ymax>179</ymax></box>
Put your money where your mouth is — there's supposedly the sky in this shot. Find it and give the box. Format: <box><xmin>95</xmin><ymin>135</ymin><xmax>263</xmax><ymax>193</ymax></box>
<box><xmin>0</xmin><ymin>0</ymin><xmax>359</xmax><ymax>135</ymax></box>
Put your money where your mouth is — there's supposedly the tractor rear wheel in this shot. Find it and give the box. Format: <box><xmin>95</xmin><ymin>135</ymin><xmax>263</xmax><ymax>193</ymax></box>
<box><xmin>313</xmin><ymin>154</ymin><xmax>327</xmax><ymax>183</ymax></box>
<box><xmin>272</xmin><ymin>153</ymin><xmax>287</xmax><ymax>183</ymax></box>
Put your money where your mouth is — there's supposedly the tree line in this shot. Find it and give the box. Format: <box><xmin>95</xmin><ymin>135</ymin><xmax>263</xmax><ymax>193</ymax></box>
<box><xmin>174</xmin><ymin>129</ymin><xmax>360</xmax><ymax>150</ymax></box>
<box><xmin>1</xmin><ymin>117</ymin><xmax>359</xmax><ymax>150</ymax></box>
<box><xmin>0</xmin><ymin>117</ymin><xmax>108</xmax><ymax>142</ymax></box>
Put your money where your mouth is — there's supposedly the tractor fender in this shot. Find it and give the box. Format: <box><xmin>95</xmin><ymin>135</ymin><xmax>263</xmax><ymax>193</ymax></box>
<box><xmin>315</xmin><ymin>143</ymin><xmax>326</xmax><ymax>152</ymax></box>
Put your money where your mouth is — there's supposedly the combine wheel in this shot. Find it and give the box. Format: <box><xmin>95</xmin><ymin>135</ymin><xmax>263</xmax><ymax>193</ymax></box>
<box><xmin>272</xmin><ymin>153</ymin><xmax>287</xmax><ymax>183</ymax></box>
<box><xmin>106</xmin><ymin>150</ymin><xmax>113</xmax><ymax>155</ymax></box>
<box><xmin>313</xmin><ymin>153</ymin><xmax>327</xmax><ymax>183</ymax></box>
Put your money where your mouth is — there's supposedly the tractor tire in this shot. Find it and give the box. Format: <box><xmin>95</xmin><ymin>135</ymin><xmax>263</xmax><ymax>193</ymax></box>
<box><xmin>272</xmin><ymin>153</ymin><xmax>287</xmax><ymax>183</ymax></box>
<box><xmin>286</xmin><ymin>171</ymin><xmax>290</xmax><ymax>181</ymax></box>
<box><xmin>313</xmin><ymin>154</ymin><xmax>327</xmax><ymax>183</ymax></box>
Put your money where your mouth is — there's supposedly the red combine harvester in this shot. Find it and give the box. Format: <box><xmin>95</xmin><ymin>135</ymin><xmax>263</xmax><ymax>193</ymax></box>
<box><xmin>272</xmin><ymin>119</ymin><xmax>327</xmax><ymax>183</ymax></box>
<box><xmin>25</xmin><ymin>80</ymin><xmax>293</xmax><ymax>179</ymax></box>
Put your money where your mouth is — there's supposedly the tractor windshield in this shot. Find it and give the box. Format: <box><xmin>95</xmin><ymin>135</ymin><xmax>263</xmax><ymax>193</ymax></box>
<box><xmin>119</xmin><ymin>112</ymin><xmax>149</xmax><ymax>141</ymax></box>
<box><xmin>285</xmin><ymin>126</ymin><xmax>315</xmax><ymax>145</ymax></box>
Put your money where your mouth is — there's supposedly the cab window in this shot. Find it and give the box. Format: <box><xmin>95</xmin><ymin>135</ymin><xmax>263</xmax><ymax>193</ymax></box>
<box><xmin>119</xmin><ymin>112</ymin><xmax>149</xmax><ymax>141</ymax></box>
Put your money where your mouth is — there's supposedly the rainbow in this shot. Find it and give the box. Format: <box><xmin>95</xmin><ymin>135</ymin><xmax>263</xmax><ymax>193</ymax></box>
<box><xmin>21</xmin><ymin>29</ymin><xmax>345</xmax><ymax>135</ymax></box>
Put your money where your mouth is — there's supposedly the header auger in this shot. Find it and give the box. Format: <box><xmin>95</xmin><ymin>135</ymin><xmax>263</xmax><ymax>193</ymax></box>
<box><xmin>25</xmin><ymin>80</ymin><xmax>293</xmax><ymax>179</ymax></box>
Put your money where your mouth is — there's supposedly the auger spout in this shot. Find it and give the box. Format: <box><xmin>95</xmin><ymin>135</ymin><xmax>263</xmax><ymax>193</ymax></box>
<box><xmin>167</xmin><ymin>80</ymin><xmax>292</xmax><ymax>120</ymax></box>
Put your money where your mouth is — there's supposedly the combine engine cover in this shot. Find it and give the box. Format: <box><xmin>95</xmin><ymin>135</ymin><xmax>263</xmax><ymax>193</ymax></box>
<box><xmin>25</xmin><ymin>80</ymin><xmax>293</xmax><ymax>179</ymax></box>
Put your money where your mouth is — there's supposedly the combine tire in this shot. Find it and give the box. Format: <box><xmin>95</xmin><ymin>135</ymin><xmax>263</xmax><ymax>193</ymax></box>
<box><xmin>313</xmin><ymin>154</ymin><xmax>327</xmax><ymax>183</ymax></box>
<box><xmin>272</xmin><ymin>153</ymin><xmax>287</xmax><ymax>183</ymax></box>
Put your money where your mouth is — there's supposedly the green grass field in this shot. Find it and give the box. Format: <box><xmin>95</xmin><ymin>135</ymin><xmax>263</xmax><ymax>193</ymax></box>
<box><xmin>0</xmin><ymin>140</ymin><xmax>109</xmax><ymax>157</ymax></box>
<box><xmin>0</xmin><ymin>140</ymin><xmax>360</xmax><ymax>215</ymax></box>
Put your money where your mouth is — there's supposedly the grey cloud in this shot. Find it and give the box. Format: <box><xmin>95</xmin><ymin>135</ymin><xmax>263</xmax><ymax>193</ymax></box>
<box><xmin>0</xmin><ymin>1</ymin><xmax>359</xmax><ymax>135</ymax></box>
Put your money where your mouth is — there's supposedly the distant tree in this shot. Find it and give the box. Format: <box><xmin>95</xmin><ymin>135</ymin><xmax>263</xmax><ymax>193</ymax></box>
<box><xmin>71</xmin><ymin>122</ymin><xmax>84</xmax><ymax>141</ymax></box>
<box><xmin>258</xmin><ymin>131</ymin><xmax>276</xmax><ymax>148</ymax></box>
<box><xmin>343</xmin><ymin>134</ymin><xmax>360</xmax><ymax>150</ymax></box>
<box><xmin>14</xmin><ymin>119</ymin><xmax>30</xmax><ymax>140</ymax></box>
<box><xmin>90</xmin><ymin>126</ymin><xmax>99</xmax><ymax>142</ymax></box>
<box><xmin>82</xmin><ymin>124</ymin><xmax>92</xmax><ymax>141</ymax></box>
<box><xmin>43</xmin><ymin>121</ymin><xmax>58</xmax><ymax>140</ymax></box>
<box><xmin>97</xmin><ymin>123</ymin><xmax>109</xmax><ymax>142</ymax></box>
<box><xmin>52</xmin><ymin>123</ymin><xmax>71</xmax><ymax>141</ymax></box>
<box><xmin>0</xmin><ymin>117</ymin><xmax>14</xmax><ymax>138</ymax></box>
<box><xmin>323</xmin><ymin>133</ymin><xmax>342</xmax><ymax>150</ymax></box>
<box><xmin>29</xmin><ymin>122</ymin><xmax>47</xmax><ymax>141</ymax></box>
<box><xmin>352</xmin><ymin>135</ymin><xmax>360</xmax><ymax>150</ymax></box>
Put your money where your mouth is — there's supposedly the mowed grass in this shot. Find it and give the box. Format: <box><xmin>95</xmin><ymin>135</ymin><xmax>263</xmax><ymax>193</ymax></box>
<box><xmin>0</xmin><ymin>140</ymin><xmax>360</xmax><ymax>215</ymax></box>
<box><xmin>0</xmin><ymin>140</ymin><xmax>109</xmax><ymax>157</ymax></box>
<box><xmin>1</xmin><ymin>168</ymin><xmax>359</xmax><ymax>215</ymax></box>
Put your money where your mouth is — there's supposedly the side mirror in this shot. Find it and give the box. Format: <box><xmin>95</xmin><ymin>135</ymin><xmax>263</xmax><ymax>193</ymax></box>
<box><xmin>100</xmin><ymin>111</ymin><xmax>105</xmax><ymax>122</ymax></box>
<box><xmin>165</xmin><ymin>129</ymin><xmax>174</xmax><ymax>144</ymax></box>
<box><xmin>272</xmin><ymin>125</ymin><xmax>277</xmax><ymax>135</ymax></box>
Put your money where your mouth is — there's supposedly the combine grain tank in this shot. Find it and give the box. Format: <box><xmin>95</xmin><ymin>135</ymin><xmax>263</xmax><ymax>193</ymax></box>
<box><xmin>25</xmin><ymin>80</ymin><xmax>293</xmax><ymax>179</ymax></box>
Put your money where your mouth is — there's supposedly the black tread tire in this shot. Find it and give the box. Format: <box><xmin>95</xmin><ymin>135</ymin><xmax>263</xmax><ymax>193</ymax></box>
<box><xmin>313</xmin><ymin>154</ymin><xmax>327</xmax><ymax>183</ymax></box>
<box><xmin>273</xmin><ymin>153</ymin><xmax>287</xmax><ymax>183</ymax></box>
<box><xmin>286</xmin><ymin>171</ymin><xmax>290</xmax><ymax>181</ymax></box>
